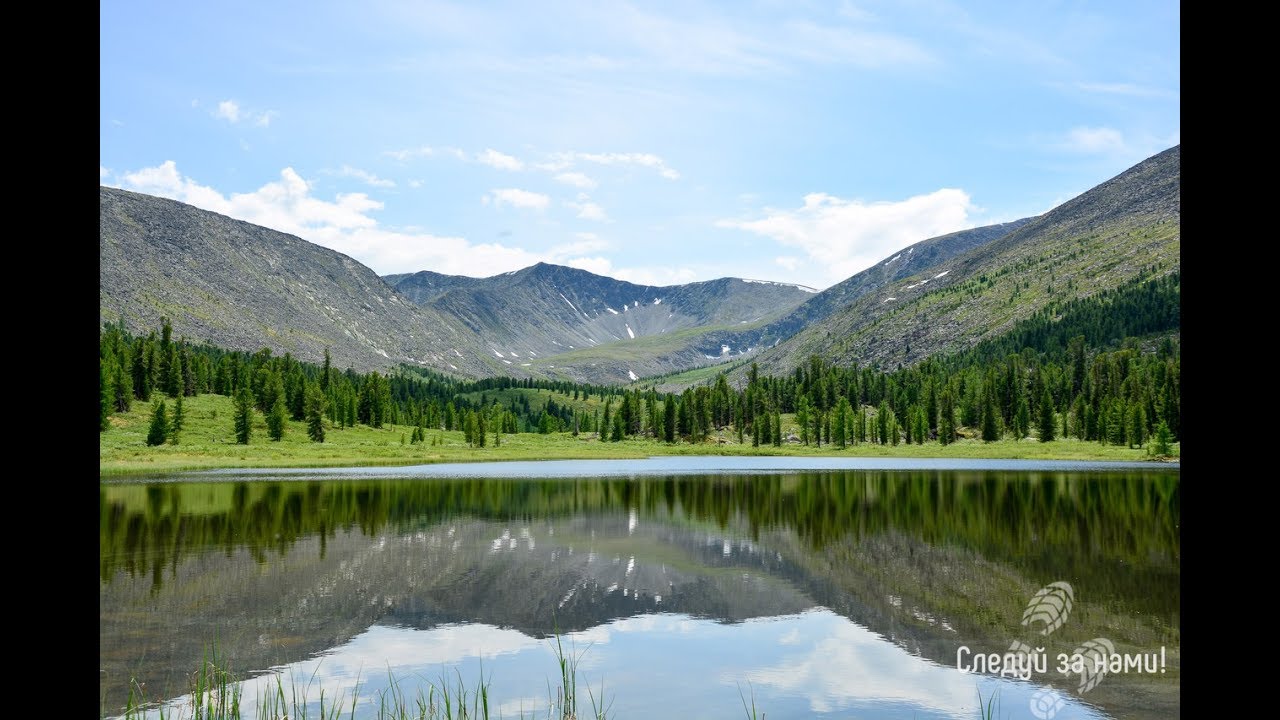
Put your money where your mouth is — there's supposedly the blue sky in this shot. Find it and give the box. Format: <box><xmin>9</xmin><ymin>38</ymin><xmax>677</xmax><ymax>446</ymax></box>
<box><xmin>100</xmin><ymin>0</ymin><xmax>1179</xmax><ymax>290</ymax></box>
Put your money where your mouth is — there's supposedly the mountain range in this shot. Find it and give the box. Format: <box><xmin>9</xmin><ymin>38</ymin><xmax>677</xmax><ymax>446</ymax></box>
<box><xmin>99</xmin><ymin>144</ymin><xmax>1179</xmax><ymax>386</ymax></box>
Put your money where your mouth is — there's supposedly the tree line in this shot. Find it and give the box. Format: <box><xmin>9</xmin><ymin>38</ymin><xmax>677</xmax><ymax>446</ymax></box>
<box><xmin>100</xmin><ymin>272</ymin><xmax>1178</xmax><ymax>452</ymax></box>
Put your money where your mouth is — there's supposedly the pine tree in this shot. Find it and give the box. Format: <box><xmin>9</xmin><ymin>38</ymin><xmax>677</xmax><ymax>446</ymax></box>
<box><xmin>305</xmin><ymin>383</ymin><xmax>326</xmax><ymax>442</ymax></box>
<box><xmin>234</xmin><ymin>385</ymin><xmax>253</xmax><ymax>444</ymax></box>
<box><xmin>939</xmin><ymin>389</ymin><xmax>956</xmax><ymax>445</ymax></box>
<box><xmin>112</xmin><ymin>352</ymin><xmax>134</xmax><ymax>413</ymax></box>
<box><xmin>773</xmin><ymin>409</ymin><xmax>782</xmax><ymax>447</ymax></box>
<box><xmin>1152</xmin><ymin>420</ymin><xmax>1173</xmax><ymax>456</ymax></box>
<box><xmin>146</xmin><ymin>400</ymin><xmax>169</xmax><ymax>446</ymax></box>
<box><xmin>1037</xmin><ymin>389</ymin><xmax>1055</xmax><ymax>442</ymax></box>
<box><xmin>981</xmin><ymin>391</ymin><xmax>1000</xmax><ymax>442</ymax></box>
<box><xmin>1127</xmin><ymin>403</ymin><xmax>1146</xmax><ymax>448</ymax></box>
<box><xmin>267</xmin><ymin>394</ymin><xmax>287</xmax><ymax>441</ymax></box>
<box><xmin>877</xmin><ymin>401</ymin><xmax>891</xmax><ymax>445</ymax></box>
<box><xmin>664</xmin><ymin>398</ymin><xmax>676</xmax><ymax>443</ymax></box>
<box><xmin>100</xmin><ymin>359</ymin><xmax>113</xmax><ymax>431</ymax></box>
<box><xmin>165</xmin><ymin>344</ymin><xmax>183</xmax><ymax>398</ymax></box>
<box><xmin>834</xmin><ymin>396</ymin><xmax>850</xmax><ymax>449</ymax></box>
<box><xmin>1014</xmin><ymin>394</ymin><xmax>1030</xmax><ymax>440</ymax></box>
<box><xmin>796</xmin><ymin>396</ymin><xmax>811</xmax><ymax>445</ymax></box>
<box><xmin>170</xmin><ymin>396</ymin><xmax>185</xmax><ymax>444</ymax></box>
<box><xmin>611</xmin><ymin>411</ymin><xmax>625</xmax><ymax>442</ymax></box>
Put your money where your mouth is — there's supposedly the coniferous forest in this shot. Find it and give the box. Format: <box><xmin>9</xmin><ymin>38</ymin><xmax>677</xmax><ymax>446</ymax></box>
<box><xmin>100</xmin><ymin>272</ymin><xmax>1179</xmax><ymax>453</ymax></box>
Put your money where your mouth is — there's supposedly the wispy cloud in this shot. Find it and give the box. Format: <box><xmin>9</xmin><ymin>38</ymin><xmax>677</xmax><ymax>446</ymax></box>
<box><xmin>719</xmin><ymin>188</ymin><xmax>973</xmax><ymax>287</ymax></box>
<box><xmin>1074</xmin><ymin>81</ymin><xmax>1177</xmax><ymax>99</ymax></box>
<box><xmin>485</xmin><ymin>188</ymin><xmax>550</xmax><ymax>210</ymax></box>
<box><xmin>548</xmin><ymin>151</ymin><xmax>679</xmax><ymax>180</ymax></box>
<box><xmin>215</xmin><ymin>100</ymin><xmax>241</xmax><ymax>123</ymax></box>
<box><xmin>1058</xmin><ymin>126</ymin><xmax>1126</xmax><ymax>154</ymax></box>
<box><xmin>476</xmin><ymin>148</ymin><xmax>524</xmax><ymax>171</ymax></box>
<box><xmin>575</xmin><ymin>2</ymin><xmax>933</xmax><ymax>76</ymax></box>
<box><xmin>554</xmin><ymin>172</ymin><xmax>597</xmax><ymax>189</ymax></box>
<box><xmin>212</xmin><ymin>99</ymin><xmax>277</xmax><ymax>127</ymax></box>
<box><xmin>565</xmin><ymin>194</ymin><xmax>608</xmax><ymax>221</ymax></box>
<box><xmin>334</xmin><ymin>165</ymin><xmax>396</xmax><ymax>188</ymax></box>
<box><xmin>552</xmin><ymin>232</ymin><xmax>609</xmax><ymax>256</ymax></box>
<box><xmin>384</xmin><ymin>146</ymin><xmax>437</xmax><ymax>161</ymax></box>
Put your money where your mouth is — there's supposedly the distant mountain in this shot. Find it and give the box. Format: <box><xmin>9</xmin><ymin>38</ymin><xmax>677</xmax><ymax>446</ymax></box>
<box><xmin>99</xmin><ymin>187</ymin><xmax>813</xmax><ymax>382</ymax></box>
<box><xmin>386</xmin><ymin>261</ymin><xmax>816</xmax><ymax>383</ymax></box>
<box><xmin>381</xmin><ymin>269</ymin><xmax>478</xmax><ymax>304</ymax></box>
<box><xmin>739</xmin><ymin>145</ymin><xmax>1181</xmax><ymax>377</ymax></box>
<box><xmin>99</xmin><ymin>186</ymin><xmax>499</xmax><ymax>375</ymax></box>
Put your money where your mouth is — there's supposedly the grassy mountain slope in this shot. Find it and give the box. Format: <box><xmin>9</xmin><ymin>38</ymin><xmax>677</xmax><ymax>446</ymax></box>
<box><xmin>99</xmin><ymin>186</ymin><xmax>501</xmax><ymax>376</ymax></box>
<box><xmin>741</xmin><ymin>145</ymin><xmax>1180</xmax><ymax>376</ymax></box>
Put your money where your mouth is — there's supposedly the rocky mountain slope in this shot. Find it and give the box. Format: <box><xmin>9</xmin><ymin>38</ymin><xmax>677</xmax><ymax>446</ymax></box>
<box><xmin>385</xmin><ymin>262</ymin><xmax>815</xmax><ymax>383</ymax></box>
<box><xmin>735</xmin><ymin>144</ymin><xmax>1181</xmax><ymax>377</ymax></box>
<box><xmin>99</xmin><ymin>186</ymin><xmax>499</xmax><ymax>375</ymax></box>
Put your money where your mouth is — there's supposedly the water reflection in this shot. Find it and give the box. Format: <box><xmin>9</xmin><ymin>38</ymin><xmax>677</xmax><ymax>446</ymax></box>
<box><xmin>101</xmin><ymin>469</ymin><xmax>1178</xmax><ymax>719</ymax></box>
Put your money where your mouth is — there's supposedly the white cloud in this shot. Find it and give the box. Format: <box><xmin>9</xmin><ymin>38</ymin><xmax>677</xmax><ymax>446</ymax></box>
<box><xmin>485</xmin><ymin>187</ymin><xmax>550</xmax><ymax>210</ymax></box>
<box><xmin>554</xmin><ymin>172</ymin><xmax>597</xmax><ymax>189</ymax></box>
<box><xmin>612</xmin><ymin>265</ymin><xmax>697</xmax><ymax>286</ymax></box>
<box><xmin>719</xmin><ymin>188</ymin><xmax>973</xmax><ymax>287</ymax></box>
<box><xmin>565</xmin><ymin>194</ymin><xmax>608</xmax><ymax>221</ymax></box>
<box><xmin>1060</xmin><ymin>126</ymin><xmax>1126</xmax><ymax>154</ymax></box>
<box><xmin>775</xmin><ymin>256</ymin><xmax>800</xmax><ymax>271</ymax></box>
<box><xmin>335</xmin><ymin>165</ymin><xmax>396</xmax><ymax>188</ymax></box>
<box><xmin>112</xmin><ymin>161</ymin><xmax>556</xmax><ymax>277</ymax></box>
<box><xmin>215</xmin><ymin>100</ymin><xmax>241</xmax><ymax>123</ymax></box>
<box><xmin>99</xmin><ymin>166</ymin><xmax>110</xmax><ymax>180</ymax></box>
<box><xmin>548</xmin><ymin>151</ymin><xmax>679</xmax><ymax>180</ymax></box>
<box><xmin>562</xmin><ymin>256</ymin><xmax>615</xmax><ymax>276</ymax></box>
<box><xmin>384</xmin><ymin>146</ymin><xmax>436</xmax><ymax>161</ymax></box>
<box><xmin>477</xmin><ymin>148</ymin><xmax>523</xmax><ymax>171</ymax></box>
<box><xmin>408</xmin><ymin>179</ymin><xmax>423</xmax><ymax>188</ymax></box>
<box><xmin>212</xmin><ymin>99</ymin><xmax>278</xmax><ymax>127</ymax></box>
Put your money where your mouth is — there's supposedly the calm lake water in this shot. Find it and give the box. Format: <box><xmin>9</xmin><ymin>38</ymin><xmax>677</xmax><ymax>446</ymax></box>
<box><xmin>100</xmin><ymin>458</ymin><xmax>1179</xmax><ymax>719</ymax></box>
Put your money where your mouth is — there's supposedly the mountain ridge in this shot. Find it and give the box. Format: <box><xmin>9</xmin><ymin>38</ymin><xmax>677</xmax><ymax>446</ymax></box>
<box><xmin>735</xmin><ymin>144</ymin><xmax>1181</xmax><ymax>378</ymax></box>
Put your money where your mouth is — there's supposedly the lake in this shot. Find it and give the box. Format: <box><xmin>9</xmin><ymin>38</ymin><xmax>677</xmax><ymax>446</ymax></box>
<box><xmin>100</xmin><ymin>458</ymin><xmax>1179</xmax><ymax>719</ymax></box>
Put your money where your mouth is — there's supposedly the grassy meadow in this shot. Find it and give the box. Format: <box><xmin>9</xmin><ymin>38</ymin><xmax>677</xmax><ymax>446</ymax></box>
<box><xmin>101</xmin><ymin>391</ymin><xmax>1176</xmax><ymax>477</ymax></box>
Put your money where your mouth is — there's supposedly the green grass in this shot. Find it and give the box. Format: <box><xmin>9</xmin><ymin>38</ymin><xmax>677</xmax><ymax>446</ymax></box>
<box><xmin>110</xmin><ymin>636</ymin><xmax>604</xmax><ymax>720</ymax></box>
<box><xmin>101</xmin><ymin>392</ymin><xmax>1177</xmax><ymax>477</ymax></box>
